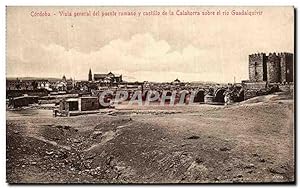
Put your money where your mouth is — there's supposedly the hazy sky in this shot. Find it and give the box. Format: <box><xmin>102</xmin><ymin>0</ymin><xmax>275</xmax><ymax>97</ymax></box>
<box><xmin>6</xmin><ymin>6</ymin><xmax>294</xmax><ymax>82</ymax></box>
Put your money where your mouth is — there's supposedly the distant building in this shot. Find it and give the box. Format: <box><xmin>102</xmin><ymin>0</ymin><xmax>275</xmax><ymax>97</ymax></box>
<box><xmin>6</xmin><ymin>75</ymin><xmax>74</xmax><ymax>96</ymax></box>
<box><xmin>62</xmin><ymin>75</ymin><xmax>67</xmax><ymax>82</ymax></box>
<box><xmin>6</xmin><ymin>78</ymin><xmax>53</xmax><ymax>91</ymax></box>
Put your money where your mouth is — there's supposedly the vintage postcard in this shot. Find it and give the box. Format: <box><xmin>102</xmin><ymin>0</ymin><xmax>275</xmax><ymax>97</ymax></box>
<box><xmin>6</xmin><ymin>6</ymin><xmax>294</xmax><ymax>184</ymax></box>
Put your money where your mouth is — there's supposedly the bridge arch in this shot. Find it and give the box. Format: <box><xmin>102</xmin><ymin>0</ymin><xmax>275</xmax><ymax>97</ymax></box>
<box><xmin>194</xmin><ymin>89</ymin><xmax>205</xmax><ymax>103</ymax></box>
<box><xmin>214</xmin><ymin>88</ymin><xmax>226</xmax><ymax>103</ymax></box>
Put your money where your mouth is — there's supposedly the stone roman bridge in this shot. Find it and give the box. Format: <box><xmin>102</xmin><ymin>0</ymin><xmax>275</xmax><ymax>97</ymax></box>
<box><xmin>93</xmin><ymin>86</ymin><xmax>234</xmax><ymax>104</ymax></box>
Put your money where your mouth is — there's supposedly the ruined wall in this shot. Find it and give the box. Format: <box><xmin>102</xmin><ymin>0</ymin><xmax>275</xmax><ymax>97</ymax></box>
<box><xmin>279</xmin><ymin>83</ymin><xmax>293</xmax><ymax>93</ymax></box>
<box><xmin>242</xmin><ymin>81</ymin><xmax>267</xmax><ymax>100</ymax></box>
<box><xmin>68</xmin><ymin>101</ymin><xmax>79</xmax><ymax>111</ymax></box>
<box><xmin>80</xmin><ymin>97</ymin><xmax>99</xmax><ymax>111</ymax></box>
<box><xmin>11</xmin><ymin>97</ymin><xmax>29</xmax><ymax>108</ymax></box>
<box><xmin>267</xmin><ymin>53</ymin><xmax>281</xmax><ymax>83</ymax></box>
<box><xmin>249</xmin><ymin>53</ymin><xmax>267</xmax><ymax>82</ymax></box>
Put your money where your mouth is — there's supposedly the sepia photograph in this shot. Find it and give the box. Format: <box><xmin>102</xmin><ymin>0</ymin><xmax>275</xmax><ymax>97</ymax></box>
<box><xmin>6</xmin><ymin>6</ymin><xmax>295</xmax><ymax>184</ymax></box>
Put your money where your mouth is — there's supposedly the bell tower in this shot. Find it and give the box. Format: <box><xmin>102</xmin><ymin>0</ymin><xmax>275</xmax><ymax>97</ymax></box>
<box><xmin>88</xmin><ymin>68</ymin><xmax>92</xmax><ymax>81</ymax></box>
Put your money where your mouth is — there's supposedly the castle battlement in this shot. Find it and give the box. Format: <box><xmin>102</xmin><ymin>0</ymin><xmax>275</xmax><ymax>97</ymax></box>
<box><xmin>267</xmin><ymin>53</ymin><xmax>280</xmax><ymax>62</ymax></box>
<box><xmin>250</xmin><ymin>52</ymin><xmax>293</xmax><ymax>58</ymax></box>
<box><xmin>249</xmin><ymin>53</ymin><xmax>266</xmax><ymax>58</ymax></box>
<box><xmin>277</xmin><ymin>52</ymin><xmax>294</xmax><ymax>58</ymax></box>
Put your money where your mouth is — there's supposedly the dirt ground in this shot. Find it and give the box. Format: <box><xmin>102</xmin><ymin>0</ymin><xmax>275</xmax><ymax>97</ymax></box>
<box><xmin>6</xmin><ymin>93</ymin><xmax>294</xmax><ymax>183</ymax></box>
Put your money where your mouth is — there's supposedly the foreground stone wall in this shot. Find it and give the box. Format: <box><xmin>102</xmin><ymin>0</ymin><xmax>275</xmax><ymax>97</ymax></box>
<box><xmin>242</xmin><ymin>82</ymin><xmax>267</xmax><ymax>100</ymax></box>
<box><xmin>80</xmin><ymin>97</ymin><xmax>99</xmax><ymax>111</ymax></box>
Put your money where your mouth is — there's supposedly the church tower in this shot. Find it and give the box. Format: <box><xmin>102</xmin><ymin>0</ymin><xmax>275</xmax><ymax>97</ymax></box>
<box><xmin>88</xmin><ymin>68</ymin><xmax>92</xmax><ymax>81</ymax></box>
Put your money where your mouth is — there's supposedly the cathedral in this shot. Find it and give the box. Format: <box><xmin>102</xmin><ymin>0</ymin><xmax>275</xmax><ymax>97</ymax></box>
<box><xmin>88</xmin><ymin>69</ymin><xmax>122</xmax><ymax>83</ymax></box>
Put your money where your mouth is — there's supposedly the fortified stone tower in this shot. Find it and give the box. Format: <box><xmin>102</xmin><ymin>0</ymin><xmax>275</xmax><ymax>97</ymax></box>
<box><xmin>248</xmin><ymin>52</ymin><xmax>294</xmax><ymax>84</ymax></box>
<box><xmin>249</xmin><ymin>53</ymin><xmax>267</xmax><ymax>82</ymax></box>
<box><xmin>266</xmin><ymin>53</ymin><xmax>281</xmax><ymax>83</ymax></box>
<box><xmin>278</xmin><ymin>52</ymin><xmax>293</xmax><ymax>83</ymax></box>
